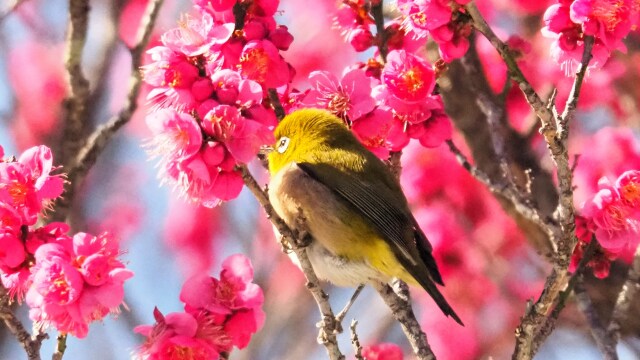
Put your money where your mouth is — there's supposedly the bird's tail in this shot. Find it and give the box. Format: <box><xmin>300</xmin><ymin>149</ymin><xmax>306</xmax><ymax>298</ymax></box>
<box><xmin>399</xmin><ymin>266</ymin><xmax>464</xmax><ymax>326</ymax></box>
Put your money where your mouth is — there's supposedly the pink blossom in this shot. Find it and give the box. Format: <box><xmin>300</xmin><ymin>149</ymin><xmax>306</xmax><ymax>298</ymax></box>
<box><xmin>0</xmin><ymin>146</ymin><xmax>64</xmax><ymax>225</ymax></box>
<box><xmin>616</xmin><ymin>170</ymin><xmax>640</xmax><ymax>209</ymax></box>
<box><xmin>361</xmin><ymin>343</ymin><xmax>404</xmax><ymax>360</ymax></box>
<box><xmin>382</xmin><ymin>50</ymin><xmax>435</xmax><ymax>103</ymax></box>
<box><xmin>134</xmin><ymin>308</ymin><xmax>219</xmax><ymax>360</ymax></box>
<box><xmin>142</xmin><ymin>47</ymin><xmax>201</xmax><ymax>110</ymax></box>
<box><xmin>302</xmin><ymin>68</ymin><xmax>376</xmax><ymax>121</ymax></box>
<box><xmin>348</xmin><ymin>25</ymin><xmax>374</xmax><ymax>52</ymax></box>
<box><xmin>180</xmin><ymin>254</ymin><xmax>263</xmax><ymax>314</ymax></box>
<box><xmin>162</xmin><ymin>12</ymin><xmax>234</xmax><ymax>57</ymax></box>
<box><xmin>201</xmin><ymin>104</ymin><xmax>275</xmax><ymax>163</ymax></box>
<box><xmin>145</xmin><ymin>109</ymin><xmax>203</xmax><ymax>164</ymax></box>
<box><xmin>581</xmin><ymin>179</ymin><xmax>639</xmax><ymax>253</ymax></box>
<box><xmin>223</xmin><ymin>308</ymin><xmax>265</xmax><ymax>349</ymax></box>
<box><xmin>26</xmin><ymin>232</ymin><xmax>133</xmax><ymax>338</ymax></box>
<box><xmin>210</xmin><ymin>69</ymin><xmax>263</xmax><ymax>107</ymax></box>
<box><xmin>269</xmin><ymin>25</ymin><xmax>294</xmax><ymax>51</ymax></box>
<box><xmin>0</xmin><ymin>226</ymin><xmax>25</xmax><ymax>269</ymax></box>
<box><xmin>352</xmin><ymin>107</ymin><xmax>394</xmax><ymax>159</ymax></box>
<box><xmin>194</xmin><ymin>0</ymin><xmax>237</xmax><ymax>13</ymax></box>
<box><xmin>238</xmin><ymin>39</ymin><xmax>291</xmax><ymax>88</ymax></box>
<box><xmin>136</xmin><ymin>255</ymin><xmax>264</xmax><ymax>357</ymax></box>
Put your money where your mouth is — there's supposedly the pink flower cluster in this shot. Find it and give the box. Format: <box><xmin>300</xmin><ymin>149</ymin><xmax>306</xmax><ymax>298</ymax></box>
<box><xmin>542</xmin><ymin>0</ymin><xmax>640</xmax><ymax>72</ymax></box>
<box><xmin>572</xmin><ymin>170</ymin><xmax>640</xmax><ymax>277</ymax></box>
<box><xmin>135</xmin><ymin>254</ymin><xmax>264</xmax><ymax>359</ymax></box>
<box><xmin>299</xmin><ymin>49</ymin><xmax>452</xmax><ymax>159</ymax></box>
<box><xmin>142</xmin><ymin>0</ymin><xmax>293</xmax><ymax>206</ymax></box>
<box><xmin>0</xmin><ymin>145</ymin><xmax>132</xmax><ymax>338</ymax></box>
<box><xmin>334</xmin><ymin>0</ymin><xmax>472</xmax><ymax>61</ymax></box>
<box><xmin>397</xmin><ymin>0</ymin><xmax>473</xmax><ymax>61</ymax></box>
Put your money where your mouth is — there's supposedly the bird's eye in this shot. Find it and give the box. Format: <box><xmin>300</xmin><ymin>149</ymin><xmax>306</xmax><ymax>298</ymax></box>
<box><xmin>276</xmin><ymin>137</ymin><xmax>290</xmax><ymax>154</ymax></box>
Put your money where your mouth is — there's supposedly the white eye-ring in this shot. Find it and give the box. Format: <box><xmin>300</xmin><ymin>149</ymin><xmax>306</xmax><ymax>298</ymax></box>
<box><xmin>276</xmin><ymin>136</ymin><xmax>290</xmax><ymax>154</ymax></box>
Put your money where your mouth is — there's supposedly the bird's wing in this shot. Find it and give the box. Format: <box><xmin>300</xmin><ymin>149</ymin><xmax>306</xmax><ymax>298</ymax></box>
<box><xmin>297</xmin><ymin>162</ymin><xmax>422</xmax><ymax>269</ymax></box>
<box><xmin>298</xmin><ymin>161</ymin><xmax>461</xmax><ymax>325</ymax></box>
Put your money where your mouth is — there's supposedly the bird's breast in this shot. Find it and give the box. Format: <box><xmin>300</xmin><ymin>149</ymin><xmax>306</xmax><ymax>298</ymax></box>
<box><xmin>268</xmin><ymin>162</ymin><xmax>393</xmax><ymax>286</ymax></box>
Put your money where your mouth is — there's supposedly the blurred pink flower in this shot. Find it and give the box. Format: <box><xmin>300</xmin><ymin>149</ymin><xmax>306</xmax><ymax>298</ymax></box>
<box><xmin>361</xmin><ymin>343</ymin><xmax>404</xmax><ymax>360</ymax></box>
<box><xmin>163</xmin><ymin>195</ymin><xmax>223</xmax><ymax>278</ymax></box>
<box><xmin>8</xmin><ymin>42</ymin><xmax>66</xmax><ymax>149</ymax></box>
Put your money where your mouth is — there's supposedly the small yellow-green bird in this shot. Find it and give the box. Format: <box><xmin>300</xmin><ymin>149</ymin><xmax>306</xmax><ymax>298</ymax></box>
<box><xmin>268</xmin><ymin>108</ymin><xmax>462</xmax><ymax>325</ymax></box>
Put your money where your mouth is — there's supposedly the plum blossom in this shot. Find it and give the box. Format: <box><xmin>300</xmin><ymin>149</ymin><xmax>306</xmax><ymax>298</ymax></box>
<box><xmin>26</xmin><ymin>232</ymin><xmax>133</xmax><ymax>338</ymax></box>
<box><xmin>381</xmin><ymin>50</ymin><xmax>435</xmax><ymax>103</ymax></box>
<box><xmin>302</xmin><ymin>68</ymin><xmax>376</xmax><ymax>121</ymax></box>
<box><xmin>542</xmin><ymin>0</ymin><xmax>638</xmax><ymax>72</ymax></box>
<box><xmin>135</xmin><ymin>254</ymin><xmax>264</xmax><ymax>358</ymax></box>
<box><xmin>0</xmin><ymin>145</ymin><xmax>64</xmax><ymax>225</ymax></box>
<box><xmin>396</xmin><ymin>0</ymin><xmax>472</xmax><ymax>61</ymax></box>
<box><xmin>134</xmin><ymin>308</ymin><xmax>220</xmax><ymax>360</ymax></box>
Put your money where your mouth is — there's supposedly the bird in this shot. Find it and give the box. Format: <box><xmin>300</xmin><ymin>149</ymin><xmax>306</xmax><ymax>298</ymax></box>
<box><xmin>267</xmin><ymin>108</ymin><xmax>462</xmax><ymax>325</ymax></box>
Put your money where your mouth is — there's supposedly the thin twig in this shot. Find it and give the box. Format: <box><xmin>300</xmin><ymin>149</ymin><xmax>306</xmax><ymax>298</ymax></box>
<box><xmin>336</xmin><ymin>284</ymin><xmax>365</xmax><ymax>324</ymax></box>
<box><xmin>370</xmin><ymin>0</ymin><xmax>388</xmax><ymax>62</ymax></box>
<box><xmin>239</xmin><ymin>165</ymin><xmax>345</xmax><ymax>360</ymax></box>
<box><xmin>268</xmin><ymin>88</ymin><xmax>286</xmax><ymax>121</ymax></box>
<box><xmin>51</xmin><ymin>334</ymin><xmax>67</xmax><ymax>360</ymax></box>
<box><xmin>373</xmin><ymin>281</ymin><xmax>436</xmax><ymax>360</ymax></box>
<box><xmin>350</xmin><ymin>320</ymin><xmax>364</xmax><ymax>360</ymax></box>
<box><xmin>52</xmin><ymin>0</ymin><xmax>165</xmax><ymax>221</ymax></box>
<box><xmin>0</xmin><ymin>287</ymin><xmax>48</xmax><ymax>360</ymax></box>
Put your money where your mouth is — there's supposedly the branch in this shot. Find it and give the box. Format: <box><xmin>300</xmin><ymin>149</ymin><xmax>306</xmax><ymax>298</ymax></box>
<box><xmin>574</xmin><ymin>279</ymin><xmax>618</xmax><ymax>360</ymax></box>
<box><xmin>53</xmin><ymin>0</ymin><xmax>165</xmax><ymax>221</ymax></box>
<box><xmin>0</xmin><ymin>287</ymin><xmax>48</xmax><ymax>360</ymax></box>
<box><xmin>239</xmin><ymin>165</ymin><xmax>345</xmax><ymax>360</ymax></box>
<box><xmin>373</xmin><ymin>281</ymin><xmax>436</xmax><ymax>360</ymax></box>
<box><xmin>51</xmin><ymin>334</ymin><xmax>67</xmax><ymax>360</ymax></box>
<box><xmin>446</xmin><ymin>139</ymin><xmax>555</xmax><ymax>251</ymax></box>
<box><xmin>608</xmin><ymin>247</ymin><xmax>640</xmax><ymax>349</ymax></box>
<box><xmin>62</xmin><ymin>0</ymin><xmax>91</xmax><ymax>165</ymax></box>
<box><xmin>370</xmin><ymin>0</ymin><xmax>388</xmax><ymax>62</ymax></box>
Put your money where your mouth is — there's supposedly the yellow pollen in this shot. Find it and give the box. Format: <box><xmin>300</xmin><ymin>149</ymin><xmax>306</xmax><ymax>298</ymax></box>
<box><xmin>592</xmin><ymin>0</ymin><xmax>627</xmax><ymax>32</ymax></box>
<box><xmin>401</xmin><ymin>68</ymin><xmax>424</xmax><ymax>94</ymax></box>
<box><xmin>621</xmin><ymin>181</ymin><xmax>640</xmax><ymax>204</ymax></box>
<box><xmin>7</xmin><ymin>181</ymin><xmax>28</xmax><ymax>205</ymax></box>
<box><xmin>239</xmin><ymin>49</ymin><xmax>269</xmax><ymax>83</ymax></box>
<box><xmin>410</xmin><ymin>12</ymin><xmax>428</xmax><ymax>27</ymax></box>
